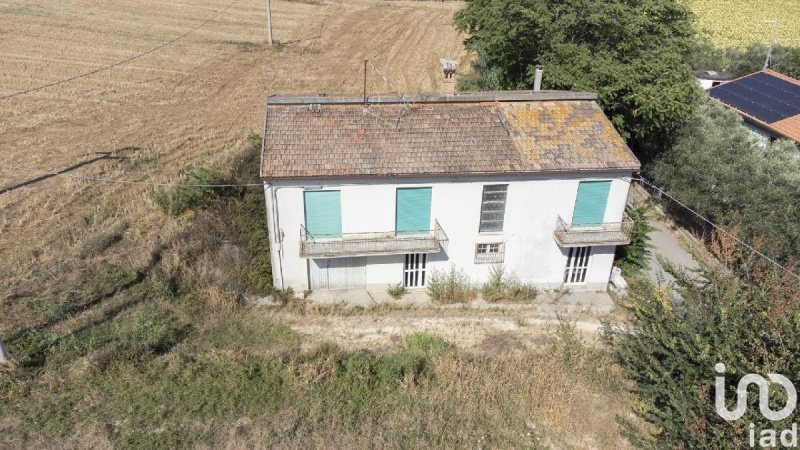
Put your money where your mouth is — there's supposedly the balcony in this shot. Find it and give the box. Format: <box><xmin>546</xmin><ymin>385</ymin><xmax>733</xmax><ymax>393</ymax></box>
<box><xmin>300</xmin><ymin>220</ymin><xmax>447</xmax><ymax>258</ymax></box>
<box><xmin>553</xmin><ymin>214</ymin><xmax>633</xmax><ymax>247</ymax></box>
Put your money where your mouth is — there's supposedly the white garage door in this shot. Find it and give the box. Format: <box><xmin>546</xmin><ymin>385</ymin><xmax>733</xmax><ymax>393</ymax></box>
<box><xmin>309</xmin><ymin>257</ymin><xmax>367</xmax><ymax>289</ymax></box>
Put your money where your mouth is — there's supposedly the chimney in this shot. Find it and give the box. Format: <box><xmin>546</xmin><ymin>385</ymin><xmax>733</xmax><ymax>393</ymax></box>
<box><xmin>533</xmin><ymin>65</ymin><xmax>543</xmax><ymax>91</ymax></box>
<box><xmin>440</xmin><ymin>58</ymin><xmax>459</xmax><ymax>95</ymax></box>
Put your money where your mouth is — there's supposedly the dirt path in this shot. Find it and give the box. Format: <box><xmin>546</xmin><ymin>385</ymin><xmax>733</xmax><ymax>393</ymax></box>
<box><xmin>269</xmin><ymin>306</ymin><xmax>608</xmax><ymax>354</ymax></box>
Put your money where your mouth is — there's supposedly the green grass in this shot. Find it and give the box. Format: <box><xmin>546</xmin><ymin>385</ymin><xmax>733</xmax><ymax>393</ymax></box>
<box><xmin>205</xmin><ymin>315</ymin><xmax>300</xmax><ymax>352</ymax></box>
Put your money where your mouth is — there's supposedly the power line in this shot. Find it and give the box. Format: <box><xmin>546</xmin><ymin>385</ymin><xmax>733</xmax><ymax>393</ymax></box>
<box><xmin>634</xmin><ymin>175</ymin><xmax>800</xmax><ymax>282</ymax></box>
<box><xmin>0</xmin><ymin>0</ymin><xmax>239</xmax><ymax>101</ymax></box>
<box><xmin>0</xmin><ymin>164</ymin><xmax>262</xmax><ymax>188</ymax></box>
<box><xmin>367</xmin><ymin>59</ymin><xmax>424</xmax><ymax>106</ymax></box>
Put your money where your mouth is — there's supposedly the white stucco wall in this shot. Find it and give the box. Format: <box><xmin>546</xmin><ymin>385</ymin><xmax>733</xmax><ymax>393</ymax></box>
<box><xmin>264</xmin><ymin>172</ymin><xmax>633</xmax><ymax>293</ymax></box>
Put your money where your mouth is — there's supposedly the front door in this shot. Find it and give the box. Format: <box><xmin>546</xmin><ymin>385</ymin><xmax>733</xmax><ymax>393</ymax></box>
<box><xmin>563</xmin><ymin>246</ymin><xmax>591</xmax><ymax>284</ymax></box>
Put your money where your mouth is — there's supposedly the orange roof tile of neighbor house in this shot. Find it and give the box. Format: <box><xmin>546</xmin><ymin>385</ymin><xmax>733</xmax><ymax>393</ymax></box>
<box><xmin>260</xmin><ymin>91</ymin><xmax>640</xmax><ymax>180</ymax></box>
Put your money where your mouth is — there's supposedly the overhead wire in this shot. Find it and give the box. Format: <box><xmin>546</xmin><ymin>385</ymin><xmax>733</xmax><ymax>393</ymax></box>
<box><xmin>633</xmin><ymin>175</ymin><xmax>800</xmax><ymax>282</ymax></box>
<box><xmin>0</xmin><ymin>164</ymin><xmax>262</xmax><ymax>188</ymax></box>
<box><xmin>0</xmin><ymin>0</ymin><xmax>240</xmax><ymax>101</ymax></box>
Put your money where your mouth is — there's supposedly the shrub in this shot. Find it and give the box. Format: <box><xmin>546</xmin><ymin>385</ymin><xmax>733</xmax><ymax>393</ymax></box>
<box><xmin>247</xmin><ymin>130</ymin><xmax>263</xmax><ymax>148</ymax></box>
<box><xmin>426</xmin><ymin>265</ymin><xmax>475</xmax><ymax>303</ymax></box>
<box><xmin>272</xmin><ymin>287</ymin><xmax>296</xmax><ymax>306</ymax></box>
<box><xmin>150</xmin><ymin>167</ymin><xmax>230</xmax><ymax>216</ymax></box>
<box><xmin>402</xmin><ymin>332</ymin><xmax>450</xmax><ymax>356</ymax></box>
<box><xmin>386</xmin><ymin>283</ymin><xmax>405</xmax><ymax>300</ymax></box>
<box><xmin>480</xmin><ymin>265</ymin><xmax>539</xmax><ymax>303</ymax></box>
<box><xmin>604</xmin><ymin>232</ymin><xmax>800</xmax><ymax>448</ymax></box>
<box><xmin>614</xmin><ymin>202</ymin><xmax>655</xmax><ymax>276</ymax></box>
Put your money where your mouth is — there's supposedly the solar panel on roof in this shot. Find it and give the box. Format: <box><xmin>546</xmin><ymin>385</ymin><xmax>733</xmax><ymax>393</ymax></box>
<box><xmin>709</xmin><ymin>72</ymin><xmax>800</xmax><ymax>124</ymax></box>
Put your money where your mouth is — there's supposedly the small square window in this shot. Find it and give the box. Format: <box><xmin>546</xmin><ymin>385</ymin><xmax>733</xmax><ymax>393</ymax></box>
<box><xmin>475</xmin><ymin>243</ymin><xmax>505</xmax><ymax>264</ymax></box>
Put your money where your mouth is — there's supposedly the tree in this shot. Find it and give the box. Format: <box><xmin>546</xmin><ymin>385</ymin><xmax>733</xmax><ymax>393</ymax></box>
<box><xmin>454</xmin><ymin>0</ymin><xmax>700</xmax><ymax>163</ymax></box>
<box><xmin>651</xmin><ymin>99</ymin><xmax>800</xmax><ymax>263</ymax></box>
<box><xmin>605</xmin><ymin>233</ymin><xmax>800</xmax><ymax>448</ymax></box>
<box><xmin>689</xmin><ymin>41</ymin><xmax>800</xmax><ymax>78</ymax></box>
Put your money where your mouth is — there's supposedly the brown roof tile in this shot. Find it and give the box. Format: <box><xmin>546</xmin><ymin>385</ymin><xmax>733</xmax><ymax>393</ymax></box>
<box><xmin>261</xmin><ymin>92</ymin><xmax>640</xmax><ymax>179</ymax></box>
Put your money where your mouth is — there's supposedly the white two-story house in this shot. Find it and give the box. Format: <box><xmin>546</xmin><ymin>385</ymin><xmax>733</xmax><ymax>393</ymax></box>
<box><xmin>260</xmin><ymin>91</ymin><xmax>640</xmax><ymax>293</ymax></box>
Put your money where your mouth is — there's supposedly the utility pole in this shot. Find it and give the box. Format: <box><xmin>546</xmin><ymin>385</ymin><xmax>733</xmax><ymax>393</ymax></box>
<box><xmin>0</xmin><ymin>338</ymin><xmax>8</xmax><ymax>365</ymax></box>
<box><xmin>267</xmin><ymin>0</ymin><xmax>274</xmax><ymax>46</ymax></box>
<box><xmin>763</xmin><ymin>19</ymin><xmax>778</xmax><ymax>68</ymax></box>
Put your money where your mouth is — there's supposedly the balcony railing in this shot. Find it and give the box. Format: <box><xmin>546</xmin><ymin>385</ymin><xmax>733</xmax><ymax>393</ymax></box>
<box><xmin>300</xmin><ymin>220</ymin><xmax>446</xmax><ymax>258</ymax></box>
<box><xmin>553</xmin><ymin>214</ymin><xmax>633</xmax><ymax>247</ymax></box>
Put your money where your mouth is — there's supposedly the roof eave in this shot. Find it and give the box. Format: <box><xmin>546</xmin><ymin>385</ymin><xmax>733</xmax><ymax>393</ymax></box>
<box><xmin>260</xmin><ymin>165</ymin><xmax>641</xmax><ymax>181</ymax></box>
<box><xmin>265</xmin><ymin>90</ymin><xmax>598</xmax><ymax>105</ymax></box>
<box><xmin>711</xmin><ymin>97</ymin><xmax>800</xmax><ymax>143</ymax></box>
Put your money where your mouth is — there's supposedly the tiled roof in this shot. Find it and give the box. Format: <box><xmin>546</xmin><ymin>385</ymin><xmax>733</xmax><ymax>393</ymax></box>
<box><xmin>261</xmin><ymin>91</ymin><xmax>640</xmax><ymax>179</ymax></box>
<box><xmin>709</xmin><ymin>69</ymin><xmax>800</xmax><ymax>144</ymax></box>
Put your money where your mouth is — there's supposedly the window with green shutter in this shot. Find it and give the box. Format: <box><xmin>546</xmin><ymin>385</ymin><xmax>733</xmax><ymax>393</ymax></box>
<box><xmin>571</xmin><ymin>181</ymin><xmax>611</xmax><ymax>226</ymax></box>
<box><xmin>396</xmin><ymin>187</ymin><xmax>432</xmax><ymax>235</ymax></box>
<box><xmin>304</xmin><ymin>190</ymin><xmax>342</xmax><ymax>238</ymax></box>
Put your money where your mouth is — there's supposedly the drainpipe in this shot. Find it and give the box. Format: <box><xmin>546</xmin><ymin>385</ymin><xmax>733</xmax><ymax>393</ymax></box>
<box><xmin>262</xmin><ymin>98</ymin><xmax>286</xmax><ymax>290</ymax></box>
<box><xmin>269</xmin><ymin>183</ymin><xmax>286</xmax><ymax>290</ymax></box>
<box><xmin>533</xmin><ymin>65</ymin><xmax>543</xmax><ymax>91</ymax></box>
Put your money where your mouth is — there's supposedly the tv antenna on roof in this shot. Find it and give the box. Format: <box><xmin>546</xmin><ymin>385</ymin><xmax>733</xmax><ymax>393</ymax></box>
<box><xmin>763</xmin><ymin>19</ymin><xmax>778</xmax><ymax>68</ymax></box>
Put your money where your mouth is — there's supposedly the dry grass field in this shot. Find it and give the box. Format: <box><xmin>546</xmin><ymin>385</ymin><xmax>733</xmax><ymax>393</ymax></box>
<box><xmin>0</xmin><ymin>0</ymin><xmax>465</xmax><ymax>323</ymax></box>
<box><xmin>690</xmin><ymin>0</ymin><xmax>800</xmax><ymax>47</ymax></box>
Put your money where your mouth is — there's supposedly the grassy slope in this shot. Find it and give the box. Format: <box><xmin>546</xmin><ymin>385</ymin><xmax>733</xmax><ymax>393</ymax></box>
<box><xmin>0</xmin><ymin>140</ymin><xmax>640</xmax><ymax>448</ymax></box>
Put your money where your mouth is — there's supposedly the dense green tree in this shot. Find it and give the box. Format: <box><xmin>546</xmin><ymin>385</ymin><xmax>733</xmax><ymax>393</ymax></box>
<box><xmin>651</xmin><ymin>100</ymin><xmax>800</xmax><ymax>263</ymax></box>
<box><xmin>689</xmin><ymin>40</ymin><xmax>800</xmax><ymax>78</ymax></box>
<box><xmin>454</xmin><ymin>0</ymin><xmax>700</xmax><ymax>162</ymax></box>
<box><xmin>605</xmin><ymin>239</ymin><xmax>800</xmax><ymax>448</ymax></box>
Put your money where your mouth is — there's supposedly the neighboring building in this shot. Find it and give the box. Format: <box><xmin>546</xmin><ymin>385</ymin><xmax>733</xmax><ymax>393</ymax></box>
<box><xmin>694</xmin><ymin>69</ymin><xmax>734</xmax><ymax>90</ymax></box>
<box><xmin>260</xmin><ymin>91</ymin><xmax>640</xmax><ymax>293</ymax></box>
<box><xmin>708</xmin><ymin>68</ymin><xmax>800</xmax><ymax>146</ymax></box>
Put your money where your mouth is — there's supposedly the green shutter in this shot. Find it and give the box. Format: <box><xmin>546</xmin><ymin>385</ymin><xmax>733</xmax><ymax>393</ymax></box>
<box><xmin>304</xmin><ymin>190</ymin><xmax>342</xmax><ymax>238</ymax></box>
<box><xmin>571</xmin><ymin>181</ymin><xmax>611</xmax><ymax>226</ymax></box>
<box><xmin>396</xmin><ymin>187</ymin><xmax>432</xmax><ymax>234</ymax></box>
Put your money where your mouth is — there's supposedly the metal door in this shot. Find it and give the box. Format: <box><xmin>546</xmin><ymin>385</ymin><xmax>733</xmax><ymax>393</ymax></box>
<box><xmin>309</xmin><ymin>257</ymin><xmax>367</xmax><ymax>289</ymax></box>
